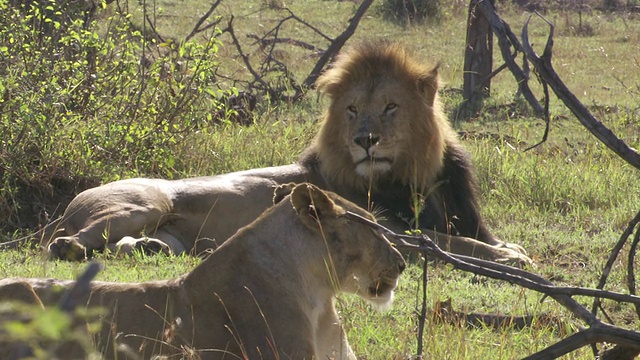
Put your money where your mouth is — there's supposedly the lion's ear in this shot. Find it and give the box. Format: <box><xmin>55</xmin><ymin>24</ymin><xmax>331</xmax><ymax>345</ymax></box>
<box><xmin>290</xmin><ymin>183</ymin><xmax>344</xmax><ymax>229</ymax></box>
<box><xmin>315</xmin><ymin>69</ymin><xmax>343</xmax><ymax>97</ymax></box>
<box><xmin>417</xmin><ymin>64</ymin><xmax>440</xmax><ymax>106</ymax></box>
<box><xmin>273</xmin><ymin>182</ymin><xmax>298</xmax><ymax>205</ymax></box>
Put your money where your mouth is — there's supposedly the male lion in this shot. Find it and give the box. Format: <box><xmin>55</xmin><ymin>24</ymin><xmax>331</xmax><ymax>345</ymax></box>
<box><xmin>6</xmin><ymin>41</ymin><xmax>531</xmax><ymax>265</ymax></box>
<box><xmin>0</xmin><ymin>183</ymin><xmax>406</xmax><ymax>360</ymax></box>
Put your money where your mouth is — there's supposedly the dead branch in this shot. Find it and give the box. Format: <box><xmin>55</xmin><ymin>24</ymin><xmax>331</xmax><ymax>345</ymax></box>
<box><xmin>342</xmin><ymin>211</ymin><xmax>640</xmax><ymax>358</ymax></box>
<box><xmin>469</xmin><ymin>0</ymin><xmax>545</xmax><ymax>115</ymax></box>
<box><xmin>264</xmin><ymin>8</ymin><xmax>333</xmax><ymax>44</ymax></box>
<box><xmin>517</xmin><ymin>13</ymin><xmax>640</xmax><ymax>359</ymax></box>
<box><xmin>301</xmin><ymin>0</ymin><xmax>375</xmax><ymax>90</ymax></box>
<box><xmin>416</xmin><ymin>246</ymin><xmax>429</xmax><ymax>356</ymax></box>
<box><xmin>521</xmin><ymin>13</ymin><xmax>640</xmax><ymax>171</ymax></box>
<box><xmin>185</xmin><ymin>0</ymin><xmax>223</xmax><ymax>42</ymax></box>
<box><xmin>223</xmin><ymin>16</ymin><xmax>270</xmax><ymax>92</ymax></box>
<box><xmin>247</xmin><ymin>34</ymin><xmax>322</xmax><ymax>53</ymax></box>
<box><xmin>220</xmin><ymin>1</ymin><xmax>372</xmax><ymax>102</ymax></box>
<box><xmin>522</xmin><ymin>324</ymin><xmax>640</xmax><ymax>359</ymax></box>
<box><xmin>593</xmin><ymin>209</ymin><xmax>640</xmax><ymax>314</ymax></box>
<box><xmin>431</xmin><ymin>298</ymin><xmax>564</xmax><ymax>331</ymax></box>
<box><xmin>523</xmin><ymin>72</ymin><xmax>550</xmax><ymax>151</ymax></box>
<box><xmin>627</xmin><ymin>218</ymin><xmax>640</xmax><ymax>317</ymax></box>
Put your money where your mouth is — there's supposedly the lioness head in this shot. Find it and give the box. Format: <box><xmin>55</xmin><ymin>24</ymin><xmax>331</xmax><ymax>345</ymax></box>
<box><xmin>278</xmin><ymin>183</ymin><xmax>406</xmax><ymax>309</ymax></box>
<box><xmin>312</xmin><ymin>41</ymin><xmax>456</xmax><ymax>192</ymax></box>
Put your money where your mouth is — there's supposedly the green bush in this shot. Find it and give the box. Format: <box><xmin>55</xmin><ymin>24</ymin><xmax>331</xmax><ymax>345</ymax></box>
<box><xmin>378</xmin><ymin>0</ymin><xmax>442</xmax><ymax>24</ymax></box>
<box><xmin>0</xmin><ymin>0</ymin><xmax>224</xmax><ymax>233</ymax></box>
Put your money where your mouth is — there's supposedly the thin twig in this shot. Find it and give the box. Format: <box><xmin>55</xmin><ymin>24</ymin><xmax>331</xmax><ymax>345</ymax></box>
<box><xmin>343</xmin><ymin>210</ymin><xmax>640</xmax><ymax>358</ymax></box>
<box><xmin>472</xmin><ymin>0</ymin><xmax>545</xmax><ymax>115</ymax></box>
<box><xmin>223</xmin><ymin>16</ymin><xmax>269</xmax><ymax>91</ymax></box>
<box><xmin>416</xmin><ymin>251</ymin><xmax>428</xmax><ymax>357</ymax></box>
<box><xmin>524</xmin><ymin>76</ymin><xmax>551</xmax><ymax>151</ymax></box>
<box><xmin>185</xmin><ymin>0</ymin><xmax>223</xmax><ymax>42</ymax></box>
<box><xmin>592</xmin><ymin>209</ymin><xmax>640</xmax><ymax>315</ymax></box>
<box><xmin>521</xmin><ymin>13</ymin><xmax>640</xmax><ymax>170</ymax></box>
<box><xmin>301</xmin><ymin>0</ymin><xmax>375</xmax><ymax>90</ymax></box>
<box><xmin>627</xmin><ymin>222</ymin><xmax>640</xmax><ymax>317</ymax></box>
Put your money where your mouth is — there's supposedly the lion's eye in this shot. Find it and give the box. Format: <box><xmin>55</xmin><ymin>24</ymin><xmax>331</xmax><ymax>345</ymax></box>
<box><xmin>384</xmin><ymin>103</ymin><xmax>398</xmax><ymax>114</ymax></box>
<box><xmin>347</xmin><ymin>105</ymin><xmax>357</xmax><ymax>116</ymax></box>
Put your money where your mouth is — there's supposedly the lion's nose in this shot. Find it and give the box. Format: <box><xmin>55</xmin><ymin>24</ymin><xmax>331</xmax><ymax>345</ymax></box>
<box><xmin>353</xmin><ymin>134</ymin><xmax>380</xmax><ymax>150</ymax></box>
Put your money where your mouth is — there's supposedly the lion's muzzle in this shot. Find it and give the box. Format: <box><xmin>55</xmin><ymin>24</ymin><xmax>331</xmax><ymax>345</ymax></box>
<box><xmin>353</xmin><ymin>133</ymin><xmax>380</xmax><ymax>151</ymax></box>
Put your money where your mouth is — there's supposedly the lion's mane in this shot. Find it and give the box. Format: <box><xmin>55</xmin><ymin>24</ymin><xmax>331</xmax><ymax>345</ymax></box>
<box><xmin>310</xmin><ymin>41</ymin><xmax>458</xmax><ymax>194</ymax></box>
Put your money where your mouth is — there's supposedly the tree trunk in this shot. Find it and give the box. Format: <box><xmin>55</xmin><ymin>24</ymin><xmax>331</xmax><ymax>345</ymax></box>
<box><xmin>462</xmin><ymin>0</ymin><xmax>493</xmax><ymax>114</ymax></box>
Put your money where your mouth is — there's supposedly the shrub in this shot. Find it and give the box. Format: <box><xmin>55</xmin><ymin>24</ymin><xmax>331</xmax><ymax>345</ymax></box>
<box><xmin>378</xmin><ymin>0</ymin><xmax>442</xmax><ymax>24</ymax></box>
<box><xmin>0</xmin><ymin>0</ymin><xmax>224</xmax><ymax>233</ymax></box>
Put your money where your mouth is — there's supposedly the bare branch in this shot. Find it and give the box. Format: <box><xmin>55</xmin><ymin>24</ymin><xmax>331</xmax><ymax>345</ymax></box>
<box><xmin>524</xmin><ymin>77</ymin><xmax>550</xmax><ymax>151</ymax></box>
<box><xmin>521</xmin><ymin>13</ymin><xmax>640</xmax><ymax>171</ymax></box>
<box><xmin>223</xmin><ymin>16</ymin><xmax>269</xmax><ymax>91</ymax></box>
<box><xmin>523</xmin><ymin>324</ymin><xmax>640</xmax><ymax>359</ymax></box>
<box><xmin>592</xmin><ymin>209</ymin><xmax>640</xmax><ymax>314</ymax></box>
<box><xmin>269</xmin><ymin>8</ymin><xmax>333</xmax><ymax>43</ymax></box>
<box><xmin>472</xmin><ymin>0</ymin><xmax>545</xmax><ymax>115</ymax></box>
<box><xmin>247</xmin><ymin>34</ymin><xmax>322</xmax><ymax>53</ymax></box>
<box><xmin>185</xmin><ymin>0</ymin><xmax>223</xmax><ymax>42</ymax></box>
<box><xmin>217</xmin><ymin>3</ymin><xmax>372</xmax><ymax>102</ymax></box>
<box><xmin>628</xmin><ymin>221</ymin><xmax>640</xmax><ymax>317</ymax></box>
<box><xmin>342</xmin><ymin>210</ymin><xmax>640</xmax><ymax>358</ymax></box>
<box><xmin>301</xmin><ymin>0</ymin><xmax>375</xmax><ymax>90</ymax></box>
<box><xmin>416</xmin><ymin>248</ymin><xmax>428</xmax><ymax>356</ymax></box>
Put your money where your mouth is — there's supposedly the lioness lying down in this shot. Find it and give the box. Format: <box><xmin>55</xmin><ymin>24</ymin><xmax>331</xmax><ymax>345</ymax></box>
<box><xmin>0</xmin><ymin>183</ymin><xmax>406</xmax><ymax>360</ymax></box>
<box><xmin>6</xmin><ymin>41</ymin><xmax>531</xmax><ymax>266</ymax></box>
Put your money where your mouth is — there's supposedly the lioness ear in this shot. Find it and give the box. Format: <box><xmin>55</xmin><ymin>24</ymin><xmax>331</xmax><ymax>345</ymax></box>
<box><xmin>273</xmin><ymin>182</ymin><xmax>297</xmax><ymax>205</ymax></box>
<box><xmin>290</xmin><ymin>183</ymin><xmax>344</xmax><ymax>228</ymax></box>
<box><xmin>417</xmin><ymin>64</ymin><xmax>440</xmax><ymax>106</ymax></box>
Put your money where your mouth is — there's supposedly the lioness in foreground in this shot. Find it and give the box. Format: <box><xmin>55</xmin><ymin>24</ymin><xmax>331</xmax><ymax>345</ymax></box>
<box><xmin>0</xmin><ymin>183</ymin><xmax>406</xmax><ymax>360</ymax></box>
<box><xmin>6</xmin><ymin>41</ymin><xmax>531</xmax><ymax>266</ymax></box>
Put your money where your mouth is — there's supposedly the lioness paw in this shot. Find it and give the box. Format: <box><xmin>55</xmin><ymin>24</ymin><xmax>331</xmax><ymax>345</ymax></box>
<box><xmin>48</xmin><ymin>237</ymin><xmax>88</xmax><ymax>262</ymax></box>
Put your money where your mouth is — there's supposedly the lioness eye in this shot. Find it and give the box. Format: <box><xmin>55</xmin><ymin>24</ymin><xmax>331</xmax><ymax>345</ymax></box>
<box><xmin>385</xmin><ymin>103</ymin><xmax>398</xmax><ymax>114</ymax></box>
<box><xmin>347</xmin><ymin>105</ymin><xmax>357</xmax><ymax>116</ymax></box>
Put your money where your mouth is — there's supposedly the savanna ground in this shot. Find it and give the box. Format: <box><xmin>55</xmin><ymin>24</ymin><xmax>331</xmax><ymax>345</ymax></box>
<box><xmin>1</xmin><ymin>0</ymin><xmax>640</xmax><ymax>358</ymax></box>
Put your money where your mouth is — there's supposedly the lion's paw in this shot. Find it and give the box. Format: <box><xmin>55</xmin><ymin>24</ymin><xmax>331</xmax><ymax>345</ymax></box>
<box><xmin>493</xmin><ymin>247</ymin><xmax>534</xmax><ymax>268</ymax></box>
<box><xmin>115</xmin><ymin>236</ymin><xmax>172</xmax><ymax>256</ymax></box>
<box><xmin>498</xmin><ymin>241</ymin><xmax>528</xmax><ymax>256</ymax></box>
<box><xmin>48</xmin><ymin>237</ymin><xmax>88</xmax><ymax>262</ymax></box>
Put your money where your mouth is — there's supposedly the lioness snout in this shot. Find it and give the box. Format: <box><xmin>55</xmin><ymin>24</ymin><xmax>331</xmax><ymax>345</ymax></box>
<box><xmin>398</xmin><ymin>261</ymin><xmax>406</xmax><ymax>274</ymax></box>
<box><xmin>353</xmin><ymin>134</ymin><xmax>380</xmax><ymax>150</ymax></box>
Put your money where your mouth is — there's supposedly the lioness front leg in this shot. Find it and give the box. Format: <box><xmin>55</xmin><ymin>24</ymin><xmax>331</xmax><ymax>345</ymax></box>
<box><xmin>423</xmin><ymin>229</ymin><xmax>533</xmax><ymax>267</ymax></box>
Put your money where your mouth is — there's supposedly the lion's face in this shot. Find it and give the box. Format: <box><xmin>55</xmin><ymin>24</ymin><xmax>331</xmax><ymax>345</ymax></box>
<box><xmin>313</xmin><ymin>41</ymin><xmax>449</xmax><ymax>191</ymax></box>
<box><xmin>335</xmin><ymin>78</ymin><xmax>419</xmax><ymax>178</ymax></box>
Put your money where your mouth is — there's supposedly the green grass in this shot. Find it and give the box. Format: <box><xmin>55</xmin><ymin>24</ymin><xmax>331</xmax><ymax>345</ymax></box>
<box><xmin>1</xmin><ymin>0</ymin><xmax>640</xmax><ymax>358</ymax></box>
